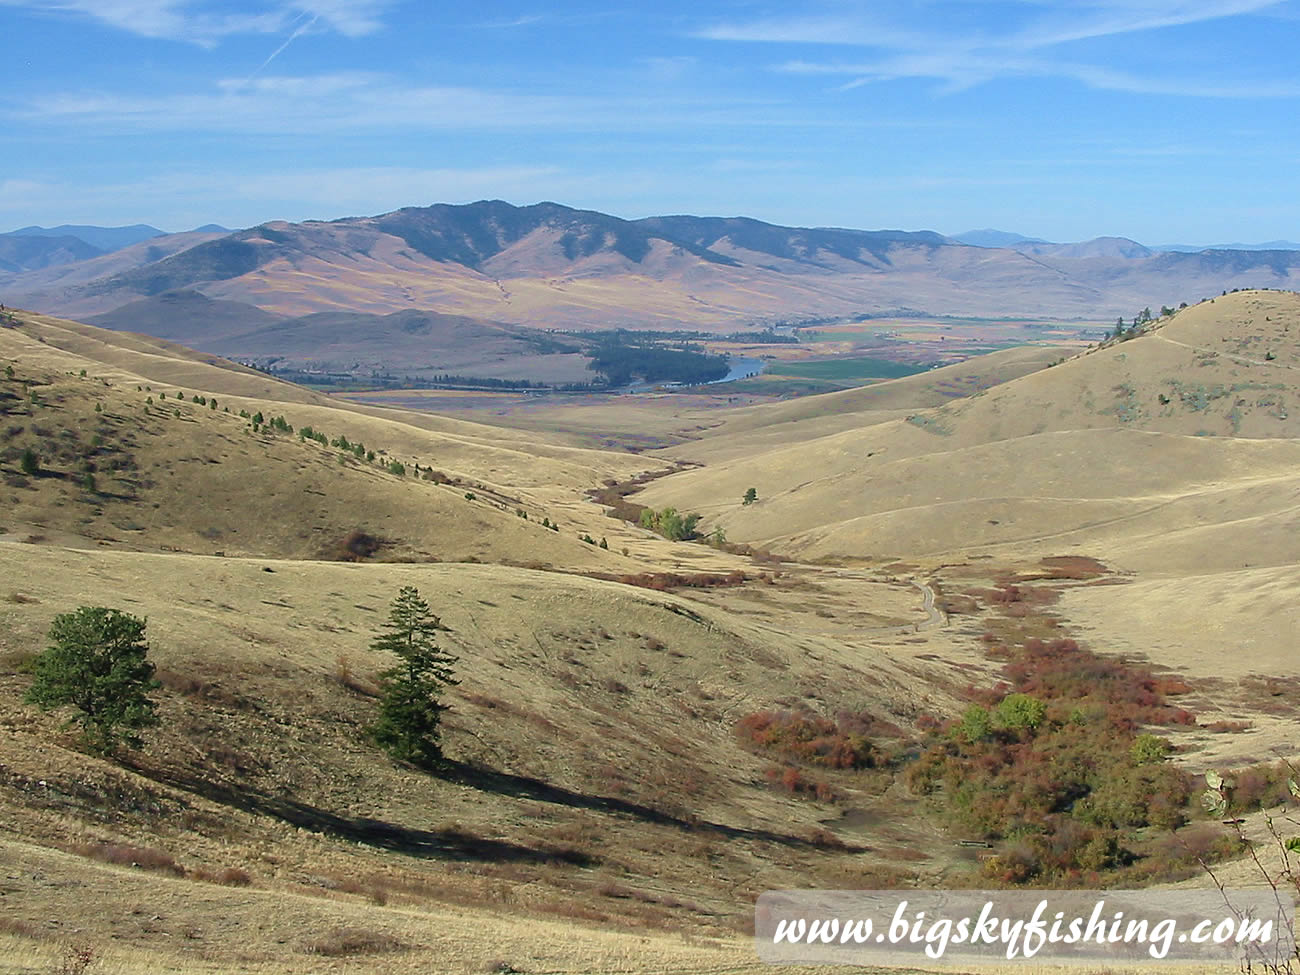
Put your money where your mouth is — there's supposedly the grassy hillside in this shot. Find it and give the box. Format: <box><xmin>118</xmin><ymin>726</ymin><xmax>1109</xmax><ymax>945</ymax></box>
<box><xmin>0</xmin><ymin>308</ymin><xmax>947</xmax><ymax>970</ymax></box>
<box><xmin>1</xmin><ymin>297</ymin><xmax>1297</xmax><ymax>973</ymax></box>
<box><xmin>0</xmin><ymin>311</ymin><xmax>668</xmax><ymax>568</ymax></box>
<box><xmin>636</xmin><ymin>290</ymin><xmax>1300</xmax><ymax>689</ymax></box>
<box><xmin>665</xmin><ymin>343</ymin><xmax>1068</xmax><ymax>463</ymax></box>
<box><xmin>642</xmin><ymin>291</ymin><xmax>1300</xmax><ymax>558</ymax></box>
<box><xmin>0</xmin><ymin>544</ymin><xmax>948</xmax><ymax>973</ymax></box>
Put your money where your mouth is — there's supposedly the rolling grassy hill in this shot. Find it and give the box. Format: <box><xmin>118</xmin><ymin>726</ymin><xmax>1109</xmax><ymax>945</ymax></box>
<box><xmin>0</xmin><ymin>311</ymin><xmax>663</xmax><ymax>566</ymax></box>
<box><xmin>1</xmin><ymin>295</ymin><xmax>1297</xmax><ymax>973</ymax></box>
<box><xmin>638</xmin><ymin>290</ymin><xmax>1299</xmax><ymax>676</ymax></box>
<box><xmin>0</xmin><ymin>306</ymin><xmax>979</xmax><ymax>973</ymax></box>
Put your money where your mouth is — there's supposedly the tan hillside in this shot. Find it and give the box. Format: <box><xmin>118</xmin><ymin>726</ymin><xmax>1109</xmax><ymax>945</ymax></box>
<box><xmin>0</xmin><ymin>499</ymin><xmax>983</xmax><ymax>972</ymax></box>
<box><xmin>643</xmin><ymin>291</ymin><xmax>1300</xmax><ymax>556</ymax></box>
<box><xmin>7</xmin><ymin>309</ymin><xmax>641</xmax><ymax>464</ymax></box>
<box><xmin>667</xmin><ymin>343</ymin><xmax>1069</xmax><ymax>463</ymax></box>
<box><xmin>0</xmin><ymin>311</ymin><xmax>664</xmax><ymax>566</ymax></box>
<box><xmin>636</xmin><ymin>291</ymin><xmax>1300</xmax><ymax>683</ymax></box>
<box><xmin>2</xmin><ymin>295</ymin><xmax>1298</xmax><ymax>973</ymax></box>
<box><xmin>0</xmin><ymin>228</ymin><xmax>227</xmax><ymax>292</ymax></box>
<box><xmin>0</xmin><ymin>305</ymin><xmax>993</xmax><ymax>971</ymax></box>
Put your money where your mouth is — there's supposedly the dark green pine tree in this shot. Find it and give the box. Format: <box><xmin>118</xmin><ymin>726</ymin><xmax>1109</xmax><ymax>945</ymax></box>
<box><xmin>369</xmin><ymin>586</ymin><xmax>458</xmax><ymax>768</ymax></box>
<box><xmin>25</xmin><ymin>607</ymin><xmax>160</xmax><ymax>755</ymax></box>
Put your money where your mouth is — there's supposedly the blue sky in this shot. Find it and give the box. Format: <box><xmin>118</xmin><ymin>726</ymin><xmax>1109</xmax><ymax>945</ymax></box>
<box><xmin>2</xmin><ymin>0</ymin><xmax>1297</xmax><ymax>243</ymax></box>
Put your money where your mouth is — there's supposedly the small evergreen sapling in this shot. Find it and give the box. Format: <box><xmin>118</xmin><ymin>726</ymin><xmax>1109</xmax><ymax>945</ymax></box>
<box><xmin>369</xmin><ymin>586</ymin><xmax>458</xmax><ymax>768</ymax></box>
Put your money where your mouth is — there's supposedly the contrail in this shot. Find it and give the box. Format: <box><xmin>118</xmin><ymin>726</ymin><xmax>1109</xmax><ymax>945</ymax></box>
<box><xmin>247</xmin><ymin>11</ymin><xmax>318</xmax><ymax>80</ymax></box>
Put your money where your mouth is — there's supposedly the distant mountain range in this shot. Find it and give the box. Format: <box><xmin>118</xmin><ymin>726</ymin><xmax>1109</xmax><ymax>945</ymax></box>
<box><xmin>0</xmin><ymin>223</ymin><xmax>232</xmax><ymax>271</ymax></box>
<box><xmin>0</xmin><ymin>234</ymin><xmax>104</xmax><ymax>274</ymax></box>
<box><xmin>3</xmin><ymin>203</ymin><xmax>1298</xmax><ymax>338</ymax></box>
<box><xmin>1155</xmin><ymin>240</ymin><xmax>1300</xmax><ymax>252</ymax></box>
<box><xmin>952</xmin><ymin>229</ymin><xmax>1051</xmax><ymax>248</ymax></box>
<box><xmin>956</xmin><ymin>228</ymin><xmax>1300</xmax><ymax>253</ymax></box>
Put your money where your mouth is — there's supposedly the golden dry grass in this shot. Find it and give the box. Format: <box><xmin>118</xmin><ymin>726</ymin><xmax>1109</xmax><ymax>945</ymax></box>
<box><xmin>636</xmin><ymin>291</ymin><xmax>1300</xmax><ymax>682</ymax></box>
<box><xmin>2</xmin><ymin>296</ymin><xmax>1298</xmax><ymax>973</ymax></box>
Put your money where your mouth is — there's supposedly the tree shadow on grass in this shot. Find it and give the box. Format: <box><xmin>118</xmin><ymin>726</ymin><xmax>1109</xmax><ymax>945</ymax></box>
<box><xmin>439</xmin><ymin>759</ymin><xmax>834</xmax><ymax>849</ymax></box>
<box><xmin>141</xmin><ymin>764</ymin><xmax>597</xmax><ymax>867</ymax></box>
<box><xmin>140</xmin><ymin>757</ymin><xmax>843</xmax><ymax>868</ymax></box>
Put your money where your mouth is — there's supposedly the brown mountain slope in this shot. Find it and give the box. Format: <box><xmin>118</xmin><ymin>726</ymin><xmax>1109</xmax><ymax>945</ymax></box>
<box><xmin>0</xmin><ymin>228</ymin><xmax>226</xmax><ymax>295</ymax></box>
<box><xmin>85</xmin><ymin>288</ymin><xmax>285</xmax><ymax>345</ymax></box>
<box><xmin>0</xmin><ymin>234</ymin><xmax>103</xmax><ymax>273</ymax></box>
<box><xmin>9</xmin><ymin>201</ymin><xmax>1300</xmax><ymax>329</ymax></box>
<box><xmin>216</xmin><ymin>307</ymin><xmax>588</xmax><ymax>381</ymax></box>
<box><xmin>86</xmin><ymin>290</ymin><xmax>592</xmax><ymax>381</ymax></box>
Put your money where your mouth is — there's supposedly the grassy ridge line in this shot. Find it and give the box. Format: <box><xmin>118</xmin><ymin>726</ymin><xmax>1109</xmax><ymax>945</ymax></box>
<box><xmin>0</xmin><ymin>329</ymin><xmax>671</xmax><ymax>567</ymax></box>
<box><xmin>2</xmin><ymin>310</ymin><xmax>660</xmax><ymax>492</ymax></box>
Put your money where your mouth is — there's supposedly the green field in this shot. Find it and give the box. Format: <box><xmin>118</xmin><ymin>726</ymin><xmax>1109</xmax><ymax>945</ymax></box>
<box><xmin>765</xmin><ymin>356</ymin><xmax>932</xmax><ymax>380</ymax></box>
<box><xmin>706</xmin><ymin>375</ymin><xmax>853</xmax><ymax>396</ymax></box>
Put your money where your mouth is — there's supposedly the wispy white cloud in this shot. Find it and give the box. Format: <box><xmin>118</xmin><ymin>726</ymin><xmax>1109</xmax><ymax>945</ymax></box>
<box><xmin>639</xmin><ymin>56</ymin><xmax>698</xmax><ymax>82</ymax></box>
<box><xmin>11</xmin><ymin>71</ymin><xmax>914</xmax><ymax>135</ymax></box>
<box><xmin>699</xmin><ymin>0</ymin><xmax>1296</xmax><ymax>97</ymax></box>
<box><xmin>1005</xmin><ymin>0</ymin><xmax>1284</xmax><ymax>49</ymax></box>
<box><xmin>15</xmin><ymin>73</ymin><xmax>637</xmax><ymax>133</ymax></box>
<box><xmin>0</xmin><ymin>177</ymin><xmax>47</xmax><ymax>205</ymax></box>
<box><xmin>472</xmin><ymin>13</ymin><xmax>547</xmax><ymax>30</ymax></box>
<box><xmin>0</xmin><ymin>0</ymin><xmax>388</xmax><ymax>44</ymax></box>
<box><xmin>695</xmin><ymin>13</ymin><xmax>930</xmax><ymax>47</ymax></box>
<box><xmin>248</xmin><ymin>9</ymin><xmax>316</xmax><ymax>78</ymax></box>
<box><xmin>291</xmin><ymin>0</ymin><xmax>386</xmax><ymax>38</ymax></box>
<box><xmin>781</xmin><ymin>51</ymin><xmax>1300</xmax><ymax>98</ymax></box>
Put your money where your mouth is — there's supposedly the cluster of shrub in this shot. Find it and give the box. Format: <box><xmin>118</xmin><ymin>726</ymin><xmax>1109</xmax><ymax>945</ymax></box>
<box><xmin>736</xmin><ymin>633</ymin><xmax>1297</xmax><ymax>887</ymax></box>
<box><xmin>637</xmin><ymin>507</ymin><xmax>701</xmax><ymax>541</ymax></box>
<box><xmin>906</xmin><ymin>637</ymin><xmax>1239</xmax><ymax>883</ymax></box>
<box><xmin>738</xmin><ymin>710</ymin><xmax>885</xmax><ymax>770</ymax></box>
<box><xmin>738</xmin><ymin>709</ymin><xmax>908</xmax><ymax>804</ymax></box>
